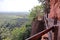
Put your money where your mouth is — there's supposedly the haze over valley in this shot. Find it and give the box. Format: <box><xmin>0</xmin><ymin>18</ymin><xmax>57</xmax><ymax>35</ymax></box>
<box><xmin>0</xmin><ymin>12</ymin><xmax>29</xmax><ymax>29</ymax></box>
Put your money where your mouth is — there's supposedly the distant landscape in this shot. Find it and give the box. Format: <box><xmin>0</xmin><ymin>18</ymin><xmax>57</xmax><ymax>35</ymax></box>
<box><xmin>0</xmin><ymin>12</ymin><xmax>29</xmax><ymax>29</ymax></box>
<box><xmin>0</xmin><ymin>12</ymin><xmax>31</xmax><ymax>40</ymax></box>
<box><xmin>0</xmin><ymin>4</ymin><xmax>43</xmax><ymax>40</ymax></box>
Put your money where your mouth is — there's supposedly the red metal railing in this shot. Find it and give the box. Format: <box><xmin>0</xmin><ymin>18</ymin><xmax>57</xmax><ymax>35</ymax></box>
<box><xmin>26</xmin><ymin>26</ymin><xmax>58</xmax><ymax>40</ymax></box>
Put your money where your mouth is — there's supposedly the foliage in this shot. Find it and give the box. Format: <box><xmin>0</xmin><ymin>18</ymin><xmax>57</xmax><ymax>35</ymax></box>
<box><xmin>11</xmin><ymin>26</ymin><xmax>27</xmax><ymax>40</ymax></box>
<box><xmin>38</xmin><ymin>0</ymin><xmax>50</xmax><ymax>14</ymax></box>
<box><xmin>0</xmin><ymin>14</ymin><xmax>28</xmax><ymax>40</ymax></box>
<box><xmin>14</xmin><ymin>4</ymin><xmax>44</xmax><ymax>40</ymax></box>
<box><xmin>11</xmin><ymin>20</ymin><xmax>31</xmax><ymax>40</ymax></box>
<box><xmin>0</xmin><ymin>1</ymin><xmax>44</xmax><ymax>40</ymax></box>
<box><xmin>0</xmin><ymin>27</ymin><xmax>12</xmax><ymax>40</ymax></box>
<box><xmin>29</xmin><ymin>5</ymin><xmax>44</xmax><ymax>20</ymax></box>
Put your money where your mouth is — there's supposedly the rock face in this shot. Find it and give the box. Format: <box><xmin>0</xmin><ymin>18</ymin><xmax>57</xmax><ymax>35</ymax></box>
<box><xmin>31</xmin><ymin>18</ymin><xmax>45</xmax><ymax>36</ymax></box>
<box><xmin>49</xmin><ymin>0</ymin><xmax>60</xmax><ymax>40</ymax></box>
<box><xmin>48</xmin><ymin>0</ymin><xmax>60</xmax><ymax>21</ymax></box>
<box><xmin>31</xmin><ymin>18</ymin><xmax>45</xmax><ymax>40</ymax></box>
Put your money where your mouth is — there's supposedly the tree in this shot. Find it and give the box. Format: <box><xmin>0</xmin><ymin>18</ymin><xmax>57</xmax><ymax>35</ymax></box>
<box><xmin>29</xmin><ymin>5</ymin><xmax>44</xmax><ymax>20</ymax></box>
<box><xmin>11</xmin><ymin>22</ymin><xmax>32</xmax><ymax>40</ymax></box>
<box><xmin>11</xmin><ymin>26</ymin><xmax>26</xmax><ymax>40</ymax></box>
<box><xmin>38</xmin><ymin>0</ymin><xmax>50</xmax><ymax>14</ymax></box>
<box><xmin>11</xmin><ymin>2</ymin><xmax>45</xmax><ymax>40</ymax></box>
<box><xmin>0</xmin><ymin>27</ymin><xmax>12</xmax><ymax>40</ymax></box>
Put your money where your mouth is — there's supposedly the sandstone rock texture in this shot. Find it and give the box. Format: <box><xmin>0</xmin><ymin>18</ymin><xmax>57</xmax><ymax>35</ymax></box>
<box><xmin>48</xmin><ymin>0</ymin><xmax>60</xmax><ymax>20</ymax></box>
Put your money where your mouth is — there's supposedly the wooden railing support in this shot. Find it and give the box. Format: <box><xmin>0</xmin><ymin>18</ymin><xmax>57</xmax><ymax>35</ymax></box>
<box><xmin>53</xmin><ymin>26</ymin><xmax>58</xmax><ymax>40</ymax></box>
<box><xmin>26</xmin><ymin>27</ymin><xmax>54</xmax><ymax>40</ymax></box>
<box><xmin>26</xmin><ymin>26</ymin><xmax>59</xmax><ymax>40</ymax></box>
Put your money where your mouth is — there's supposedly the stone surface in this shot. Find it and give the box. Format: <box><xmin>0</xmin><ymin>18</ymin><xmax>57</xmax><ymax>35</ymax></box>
<box><xmin>48</xmin><ymin>0</ymin><xmax>60</xmax><ymax>21</ymax></box>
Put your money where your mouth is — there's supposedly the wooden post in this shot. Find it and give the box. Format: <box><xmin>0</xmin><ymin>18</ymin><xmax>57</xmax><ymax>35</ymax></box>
<box><xmin>53</xmin><ymin>26</ymin><xmax>58</xmax><ymax>40</ymax></box>
<box><xmin>57</xmin><ymin>26</ymin><xmax>60</xmax><ymax>40</ymax></box>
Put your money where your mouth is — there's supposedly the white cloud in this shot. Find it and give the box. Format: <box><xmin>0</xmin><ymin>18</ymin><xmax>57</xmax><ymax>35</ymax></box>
<box><xmin>0</xmin><ymin>0</ymin><xmax>40</xmax><ymax>12</ymax></box>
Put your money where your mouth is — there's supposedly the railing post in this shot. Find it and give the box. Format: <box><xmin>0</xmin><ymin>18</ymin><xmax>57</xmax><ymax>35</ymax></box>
<box><xmin>53</xmin><ymin>26</ymin><xmax>58</xmax><ymax>40</ymax></box>
<box><xmin>57</xmin><ymin>26</ymin><xmax>60</xmax><ymax>40</ymax></box>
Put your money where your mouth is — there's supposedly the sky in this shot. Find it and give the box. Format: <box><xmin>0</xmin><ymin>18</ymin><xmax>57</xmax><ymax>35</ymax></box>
<box><xmin>0</xmin><ymin>0</ymin><xmax>40</xmax><ymax>12</ymax></box>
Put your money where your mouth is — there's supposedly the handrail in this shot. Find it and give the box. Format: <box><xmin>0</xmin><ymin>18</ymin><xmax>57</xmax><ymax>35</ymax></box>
<box><xmin>26</xmin><ymin>27</ymin><xmax>54</xmax><ymax>40</ymax></box>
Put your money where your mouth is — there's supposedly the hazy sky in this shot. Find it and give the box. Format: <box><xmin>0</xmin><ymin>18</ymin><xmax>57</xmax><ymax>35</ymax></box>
<box><xmin>0</xmin><ymin>0</ymin><xmax>40</xmax><ymax>12</ymax></box>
